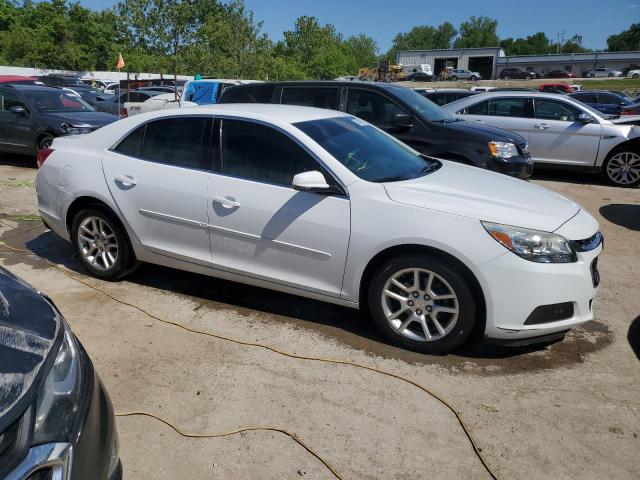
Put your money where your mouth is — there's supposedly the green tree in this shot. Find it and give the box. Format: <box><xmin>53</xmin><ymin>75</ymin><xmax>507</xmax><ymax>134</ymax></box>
<box><xmin>387</xmin><ymin>22</ymin><xmax>457</xmax><ymax>62</ymax></box>
<box><xmin>344</xmin><ymin>33</ymin><xmax>378</xmax><ymax>73</ymax></box>
<box><xmin>607</xmin><ymin>24</ymin><xmax>640</xmax><ymax>51</ymax></box>
<box><xmin>278</xmin><ymin>16</ymin><xmax>350</xmax><ymax>79</ymax></box>
<box><xmin>454</xmin><ymin>16</ymin><xmax>499</xmax><ymax>48</ymax></box>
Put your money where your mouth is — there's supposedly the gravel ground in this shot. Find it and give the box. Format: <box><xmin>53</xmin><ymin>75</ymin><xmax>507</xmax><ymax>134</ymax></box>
<box><xmin>1</xmin><ymin>156</ymin><xmax>638</xmax><ymax>480</ymax></box>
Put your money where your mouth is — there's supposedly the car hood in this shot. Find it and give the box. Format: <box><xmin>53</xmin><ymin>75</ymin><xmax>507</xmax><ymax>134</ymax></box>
<box><xmin>38</xmin><ymin>111</ymin><xmax>118</xmax><ymax>128</ymax></box>
<box><xmin>609</xmin><ymin>115</ymin><xmax>640</xmax><ymax>126</ymax></box>
<box><xmin>0</xmin><ymin>267</ymin><xmax>60</xmax><ymax>430</ymax></box>
<box><xmin>442</xmin><ymin>119</ymin><xmax>526</xmax><ymax>144</ymax></box>
<box><xmin>384</xmin><ymin>161</ymin><xmax>580</xmax><ymax>232</ymax></box>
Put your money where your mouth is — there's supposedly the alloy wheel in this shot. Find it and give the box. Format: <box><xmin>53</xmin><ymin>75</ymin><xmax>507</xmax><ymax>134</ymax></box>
<box><xmin>77</xmin><ymin>216</ymin><xmax>119</xmax><ymax>271</ymax></box>
<box><xmin>606</xmin><ymin>152</ymin><xmax>640</xmax><ymax>185</ymax></box>
<box><xmin>381</xmin><ymin>268</ymin><xmax>459</xmax><ymax>342</ymax></box>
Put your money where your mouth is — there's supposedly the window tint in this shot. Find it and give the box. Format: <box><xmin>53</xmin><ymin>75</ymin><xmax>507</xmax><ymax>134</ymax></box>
<box><xmin>221</xmin><ymin>119</ymin><xmax>321</xmax><ymax>186</ymax></box>
<box><xmin>345</xmin><ymin>89</ymin><xmax>408</xmax><ymax>126</ymax></box>
<box><xmin>220</xmin><ymin>84</ymin><xmax>275</xmax><ymax>103</ymax></box>
<box><xmin>574</xmin><ymin>93</ymin><xmax>598</xmax><ymax>103</ymax></box>
<box><xmin>425</xmin><ymin>92</ymin><xmax>446</xmax><ymax>106</ymax></box>
<box><xmin>488</xmin><ymin>98</ymin><xmax>530</xmax><ymax>117</ymax></box>
<box><xmin>465</xmin><ymin>100</ymin><xmax>489</xmax><ymax>115</ymax></box>
<box><xmin>0</xmin><ymin>91</ymin><xmax>24</xmax><ymax>111</ymax></box>
<box><xmin>139</xmin><ymin>117</ymin><xmax>208</xmax><ymax>169</ymax></box>
<box><xmin>114</xmin><ymin>125</ymin><xmax>145</xmax><ymax>157</ymax></box>
<box><xmin>534</xmin><ymin>99</ymin><xmax>581</xmax><ymax>122</ymax></box>
<box><xmin>598</xmin><ymin>93</ymin><xmax>623</xmax><ymax>104</ymax></box>
<box><xmin>281</xmin><ymin>87</ymin><xmax>339</xmax><ymax>109</ymax></box>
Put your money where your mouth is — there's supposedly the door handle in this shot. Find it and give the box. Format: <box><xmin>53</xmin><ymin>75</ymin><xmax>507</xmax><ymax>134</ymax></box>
<box><xmin>212</xmin><ymin>196</ymin><xmax>241</xmax><ymax>208</ymax></box>
<box><xmin>115</xmin><ymin>175</ymin><xmax>137</xmax><ymax>187</ymax></box>
<box><xmin>534</xmin><ymin>123</ymin><xmax>550</xmax><ymax>130</ymax></box>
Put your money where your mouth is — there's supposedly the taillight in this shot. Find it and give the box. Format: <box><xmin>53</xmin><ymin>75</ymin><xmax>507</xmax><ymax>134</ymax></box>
<box><xmin>120</xmin><ymin>108</ymin><xmax>128</xmax><ymax>118</ymax></box>
<box><xmin>622</xmin><ymin>109</ymin><xmax>640</xmax><ymax>116</ymax></box>
<box><xmin>37</xmin><ymin>148</ymin><xmax>54</xmax><ymax>168</ymax></box>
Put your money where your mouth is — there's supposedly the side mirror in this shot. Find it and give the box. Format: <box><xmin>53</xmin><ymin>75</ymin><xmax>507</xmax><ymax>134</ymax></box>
<box><xmin>292</xmin><ymin>171</ymin><xmax>331</xmax><ymax>192</ymax></box>
<box><xmin>577</xmin><ymin>113</ymin><xmax>594</xmax><ymax>123</ymax></box>
<box><xmin>392</xmin><ymin>113</ymin><xmax>413</xmax><ymax>128</ymax></box>
<box><xmin>9</xmin><ymin>105</ymin><xmax>26</xmax><ymax>115</ymax></box>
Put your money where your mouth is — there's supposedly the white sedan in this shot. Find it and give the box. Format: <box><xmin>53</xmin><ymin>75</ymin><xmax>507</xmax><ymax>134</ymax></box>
<box><xmin>36</xmin><ymin>104</ymin><xmax>602</xmax><ymax>354</ymax></box>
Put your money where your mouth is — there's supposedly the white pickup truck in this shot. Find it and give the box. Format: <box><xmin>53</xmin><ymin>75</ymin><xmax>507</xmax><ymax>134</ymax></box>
<box><xmin>123</xmin><ymin>79</ymin><xmax>261</xmax><ymax>116</ymax></box>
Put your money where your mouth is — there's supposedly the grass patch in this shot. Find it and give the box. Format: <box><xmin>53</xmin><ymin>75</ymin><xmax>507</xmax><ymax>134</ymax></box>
<box><xmin>577</xmin><ymin>78</ymin><xmax>640</xmax><ymax>92</ymax></box>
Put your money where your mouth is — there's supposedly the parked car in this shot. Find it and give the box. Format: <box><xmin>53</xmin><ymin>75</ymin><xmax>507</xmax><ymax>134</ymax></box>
<box><xmin>0</xmin><ymin>266</ymin><xmax>121</xmax><ymax>479</ymax></box>
<box><xmin>36</xmin><ymin>104</ymin><xmax>603</xmax><ymax>353</ymax></box>
<box><xmin>443</xmin><ymin>91</ymin><xmax>640</xmax><ymax>186</ymax></box>
<box><xmin>547</xmin><ymin>70</ymin><xmax>575</xmax><ymax>79</ymax></box>
<box><xmin>423</xmin><ymin>89</ymin><xmax>479</xmax><ymax>106</ymax></box>
<box><xmin>0</xmin><ymin>75</ymin><xmax>43</xmax><ymax>85</ymax></box>
<box><xmin>0</xmin><ymin>84</ymin><xmax>117</xmax><ymax>153</ymax></box>
<box><xmin>37</xmin><ymin>74</ymin><xmax>85</xmax><ymax>88</ymax></box>
<box><xmin>63</xmin><ymin>85</ymin><xmax>114</xmax><ymax>106</ymax></box>
<box><xmin>220</xmin><ymin>81</ymin><xmax>533</xmax><ymax>179</ymax></box>
<box><xmin>539</xmin><ymin>84</ymin><xmax>576</xmax><ymax>94</ymax></box>
<box><xmin>449</xmin><ymin>69</ymin><xmax>482</xmax><ymax>81</ymax></box>
<box><xmin>499</xmin><ymin>68</ymin><xmax>537</xmax><ymax>80</ymax></box>
<box><xmin>492</xmin><ymin>87</ymin><xmax>538</xmax><ymax>92</ymax></box>
<box><xmin>569</xmin><ymin>90</ymin><xmax>640</xmax><ymax>116</ymax></box>
<box><xmin>81</xmin><ymin>78</ymin><xmax>109</xmax><ymax>90</ymax></box>
<box><xmin>627</xmin><ymin>69</ymin><xmax>640</xmax><ymax>79</ymax></box>
<box><xmin>104</xmin><ymin>83</ymin><xmax>120</xmax><ymax>95</ymax></box>
<box><xmin>93</xmin><ymin>89</ymin><xmax>167</xmax><ymax>116</ymax></box>
<box><xmin>583</xmin><ymin>68</ymin><xmax>623</xmax><ymax>78</ymax></box>
<box><xmin>402</xmin><ymin>71</ymin><xmax>434</xmax><ymax>82</ymax></box>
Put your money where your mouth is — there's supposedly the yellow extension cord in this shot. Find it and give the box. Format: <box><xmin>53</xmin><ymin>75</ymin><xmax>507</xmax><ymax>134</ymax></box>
<box><xmin>0</xmin><ymin>221</ymin><xmax>499</xmax><ymax>480</ymax></box>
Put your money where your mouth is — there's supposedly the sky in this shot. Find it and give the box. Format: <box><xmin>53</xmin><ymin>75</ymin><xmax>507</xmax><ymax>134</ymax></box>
<box><xmin>78</xmin><ymin>0</ymin><xmax>639</xmax><ymax>52</ymax></box>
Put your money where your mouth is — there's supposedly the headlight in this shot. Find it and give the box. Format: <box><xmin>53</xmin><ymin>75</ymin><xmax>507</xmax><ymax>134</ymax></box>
<box><xmin>60</xmin><ymin>122</ymin><xmax>92</xmax><ymax>135</ymax></box>
<box><xmin>488</xmin><ymin>141</ymin><xmax>518</xmax><ymax>159</ymax></box>
<box><xmin>482</xmin><ymin>221</ymin><xmax>577</xmax><ymax>263</ymax></box>
<box><xmin>33</xmin><ymin>324</ymin><xmax>84</xmax><ymax>444</ymax></box>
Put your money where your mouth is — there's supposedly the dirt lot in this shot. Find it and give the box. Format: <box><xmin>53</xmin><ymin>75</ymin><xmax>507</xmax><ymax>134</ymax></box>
<box><xmin>1</xmin><ymin>156</ymin><xmax>639</xmax><ymax>480</ymax></box>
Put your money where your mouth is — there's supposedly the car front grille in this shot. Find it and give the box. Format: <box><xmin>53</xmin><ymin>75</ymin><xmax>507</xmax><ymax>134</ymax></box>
<box><xmin>0</xmin><ymin>406</ymin><xmax>33</xmax><ymax>477</ymax></box>
<box><xmin>591</xmin><ymin>258</ymin><xmax>600</xmax><ymax>288</ymax></box>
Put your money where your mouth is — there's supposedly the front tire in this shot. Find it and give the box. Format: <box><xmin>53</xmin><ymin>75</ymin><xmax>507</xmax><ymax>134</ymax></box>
<box><xmin>367</xmin><ymin>254</ymin><xmax>476</xmax><ymax>354</ymax></box>
<box><xmin>602</xmin><ymin>150</ymin><xmax>640</xmax><ymax>187</ymax></box>
<box><xmin>471</xmin><ymin>75</ymin><xmax>478</xmax><ymax>81</ymax></box>
<box><xmin>37</xmin><ymin>134</ymin><xmax>54</xmax><ymax>151</ymax></box>
<box><xmin>72</xmin><ymin>207</ymin><xmax>135</xmax><ymax>279</ymax></box>
<box><xmin>451</xmin><ymin>76</ymin><xmax>458</xmax><ymax>82</ymax></box>
<box><xmin>633</xmin><ymin>73</ymin><xmax>639</xmax><ymax>79</ymax></box>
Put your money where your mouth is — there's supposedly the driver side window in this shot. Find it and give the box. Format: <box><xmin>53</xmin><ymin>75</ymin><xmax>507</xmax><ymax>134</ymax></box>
<box><xmin>220</xmin><ymin>119</ymin><xmax>331</xmax><ymax>188</ymax></box>
<box><xmin>534</xmin><ymin>99</ymin><xmax>581</xmax><ymax>122</ymax></box>
<box><xmin>346</xmin><ymin>89</ymin><xmax>407</xmax><ymax>127</ymax></box>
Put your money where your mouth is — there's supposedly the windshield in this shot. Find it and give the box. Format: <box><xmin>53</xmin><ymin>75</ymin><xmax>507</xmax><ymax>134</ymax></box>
<box><xmin>295</xmin><ymin>116</ymin><xmax>441</xmax><ymax>183</ymax></box>
<box><xmin>388</xmin><ymin>85</ymin><xmax>455</xmax><ymax>122</ymax></box>
<box><xmin>24</xmin><ymin>90</ymin><xmax>94</xmax><ymax>112</ymax></box>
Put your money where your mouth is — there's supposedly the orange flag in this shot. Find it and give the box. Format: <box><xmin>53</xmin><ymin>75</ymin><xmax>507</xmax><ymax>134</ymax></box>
<box><xmin>116</xmin><ymin>53</ymin><xmax>125</xmax><ymax>70</ymax></box>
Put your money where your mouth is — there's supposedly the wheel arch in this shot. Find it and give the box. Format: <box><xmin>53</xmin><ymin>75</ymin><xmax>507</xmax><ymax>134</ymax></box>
<box><xmin>605</xmin><ymin>138</ymin><xmax>640</xmax><ymax>161</ymax></box>
<box><xmin>357</xmin><ymin>244</ymin><xmax>487</xmax><ymax>341</ymax></box>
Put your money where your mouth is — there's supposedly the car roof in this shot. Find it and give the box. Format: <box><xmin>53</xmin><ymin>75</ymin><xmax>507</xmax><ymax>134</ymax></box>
<box><xmin>0</xmin><ymin>84</ymin><xmax>66</xmax><ymax>93</ymax></box>
<box><xmin>571</xmin><ymin>90</ymin><xmax>622</xmax><ymax>95</ymax></box>
<box><xmin>232</xmin><ymin>80</ymin><xmax>410</xmax><ymax>92</ymax></box>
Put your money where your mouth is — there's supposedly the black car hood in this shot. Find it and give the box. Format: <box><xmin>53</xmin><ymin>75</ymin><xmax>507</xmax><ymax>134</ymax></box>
<box><xmin>0</xmin><ymin>267</ymin><xmax>60</xmax><ymax>430</ymax></box>
<box><xmin>37</xmin><ymin>111</ymin><xmax>118</xmax><ymax>128</ymax></box>
<box><xmin>440</xmin><ymin>118</ymin><xmax>526</xmax><ymax>143</ymax></box>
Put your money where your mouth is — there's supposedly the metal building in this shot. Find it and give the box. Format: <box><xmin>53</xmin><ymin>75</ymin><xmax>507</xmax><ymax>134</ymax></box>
<box><xmin>496</xmin><ymin>51</ymin><xmax>640</xmax><ymax>77</ymax></box>
<box><xmin>397</xmin><ymin>48</ymin><xmax>505</xmax><ymax>80</ymax></box>
<box><xmin>397</xmin><ymin>48</ymin><xmax>640</xmax><ymax>79</ymax></box>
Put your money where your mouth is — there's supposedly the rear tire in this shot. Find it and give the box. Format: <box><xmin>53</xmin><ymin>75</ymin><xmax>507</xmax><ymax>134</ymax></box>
<box><xmin>525</xmin><ymin>74</ymin><xmax>532</xmax><ymax>80</ymax></box>
<box><xmin>71</xmin><ymin>207</ymin><xmax>136</xmax><ymax>280</ymax></box>
<box><xmin>602</xmin><ymin>149</ymin><xmax>640</xmax><ymax>187</ymax></box>
<box><xmin>633</xmin><ymin>73</ymin><xmax>639</xmax><ymax>79</ymax></box>
<box><xmin>471</xmin><ymin>75</ymin><xmax>478</xmax><ymax>81</ymax></box>
<box><xmin>367</xmin><ymin>254</ymin><xmax>476</xmax><ymax>354</ymax></box>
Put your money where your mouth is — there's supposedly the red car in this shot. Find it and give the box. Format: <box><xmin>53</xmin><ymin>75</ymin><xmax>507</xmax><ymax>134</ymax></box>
<box><xmin>547</xmin><ymin>70</ymin><xmax>576</xmax><ymax>79</ymax></box>
<box><xmin>539</xmin><ymin>83</ymin><xmax>576</xmax><ymax>94</ymax></box>
<box><xmin>0</xmin><ymin>75</ymin><xmax>41</xmax><ymax>85</ymax></box>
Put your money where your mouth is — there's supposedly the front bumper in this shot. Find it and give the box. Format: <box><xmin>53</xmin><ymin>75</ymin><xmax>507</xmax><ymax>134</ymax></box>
<box><xmin>488</xmin><ymin>154</ymin><xmax>534</xmax><ymax>179</ymax></box>
<box><xmin>4</xmin><ymin>357</ymin><xmax>120</xmax><ymax>480</ymax></box>
<box><xmin>481</xmin><ymin>230</ymin><xmax>602</xmax><ymax>341</ymax></box>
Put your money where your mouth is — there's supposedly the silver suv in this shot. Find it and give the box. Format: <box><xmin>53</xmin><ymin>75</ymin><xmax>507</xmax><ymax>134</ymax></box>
<box><xmin>443</xmin><ymin>91</ymin><xmax>640</xmax><ymax>187</ymax></box>
<box><xmin>449</xmin><ymin>69</ymin><xmax>482</xmax><ymax>81</ymax></box>
<box><xmin>584</xmin><ymin>68</ymin><xmax>623</xmax><ymax>78</ymax></box>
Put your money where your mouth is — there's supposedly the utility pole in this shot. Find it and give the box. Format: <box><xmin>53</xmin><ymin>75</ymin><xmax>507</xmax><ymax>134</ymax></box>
<box><xmin>556</xmin><ymin>29</ymin><xmax>566</xmax><ymax>54</ymax></box>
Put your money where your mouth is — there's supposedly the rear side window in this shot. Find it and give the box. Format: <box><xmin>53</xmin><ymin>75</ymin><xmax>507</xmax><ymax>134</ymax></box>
<box><xmin>220</xmin><ymin>84</ymin><xmax>275</xmax><ymax>103</ymax></box>
<box><xmin>464</xmin><ymin>100</ymin><xmax>489</xmax><ymax>115</ymax></box>
<box><xmin>281</xmin><ymin>87</ymin><xmax>340</xmax><ymax>110</ymax></box>
<box><xmin>573</xmin><ymin>93</ymin><xmax>598</xmax><ymax>103</ymax></box>
<box><xmin>220</xmin><ymin>119</ymin><xmax>321</xmax><ymax>186</ymax></box>
<box><xmin>114</xmin><ymin>125</ymin><xmax>145</xmax><ymax>157</ymax></box>
<box><xmin>488</xmin><ymin>98</ymin><xmax>531</xmax><ymax>118</ymax></box>
<box><xmin>140</xmin><ymin>117</ymin><xmax>208</xmax><ymax>169</ymax></box>
<box><xmin>425</xmin><ymin>92</ymin><xmax>446</xmax><ymax>106</ymax></box>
